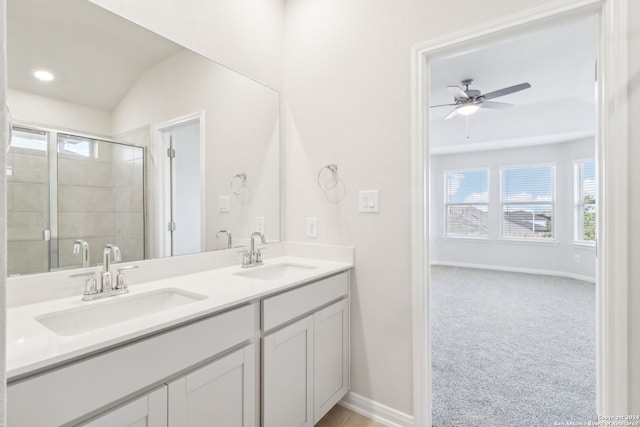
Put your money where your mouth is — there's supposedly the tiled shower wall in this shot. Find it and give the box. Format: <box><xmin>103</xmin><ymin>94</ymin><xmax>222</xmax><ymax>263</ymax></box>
<box><xmin>7</xmin><ymin>136</ymin><xmax>144</xmax><ymax>275</ymax></box>
<box><xmin>115</xmin><ymin>126</ymin><xmax>148</xmax><ymax>262</ymax></box>
<box><xmin>113</xmin><ymin>144</ymin><xmax>145</xmax><ymax>263</ymax></box>
<box><xmin>57</xmin><ymin>139</ymin><xmax>144</xmax><ymax>269</ymax></box>
<box><xmin>7</xmin><ymin>147</ymin><xmax>49</xmax><ymax>275</ymax></box>
<box><xmin>58</xmin><ymin>141</ymin><xmax>116</xmax><ymax>269</ymax></box>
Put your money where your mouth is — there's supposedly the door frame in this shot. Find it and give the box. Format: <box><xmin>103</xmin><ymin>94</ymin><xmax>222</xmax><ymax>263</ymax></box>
<box><xmin>410</xmin><ymin>1</ymin><xmax>628</xmax><ymax>426</ymax></box>
<box><xmin>154</xmin><ymin>111</ymin><xmax>206</xmax><ymax>257</ymax></box>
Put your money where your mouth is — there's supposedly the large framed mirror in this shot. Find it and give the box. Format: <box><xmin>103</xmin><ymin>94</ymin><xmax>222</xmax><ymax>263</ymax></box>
<box><xmin>6</xmin><ymin>0</ymin><xmax>280</xmax><ymax>276</ymax></box>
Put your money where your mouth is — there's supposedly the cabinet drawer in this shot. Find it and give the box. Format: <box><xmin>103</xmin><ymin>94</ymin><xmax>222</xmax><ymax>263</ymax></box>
<box><xmin>8</xmin><ymin>303</ymin><xmax>257</xmax><ymax>427</ymax></box>
<box><xmin>262</xmin><ymin>272</ymin><xmax>348</xmax><ymax>332</ymax></box>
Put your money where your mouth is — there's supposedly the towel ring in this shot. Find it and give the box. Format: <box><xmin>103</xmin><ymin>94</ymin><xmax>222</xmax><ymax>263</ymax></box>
<box><xmin>231</xmin><ymin>173</ymin><xmax>247</xmax><ymax>195</ymax></box>
<box><xmin>317</xmin><ymin>164</ymin><xmax>338</xmax><ymax>190</ymax></box>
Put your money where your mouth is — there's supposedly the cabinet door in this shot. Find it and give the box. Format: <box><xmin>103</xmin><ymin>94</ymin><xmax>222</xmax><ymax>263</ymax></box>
<box><xmin>83</xmin><ymin>386</ymin><xmax>167</xmax><ymax>427</ymax></box>
<box><xmin>314</xmin><ymin>298</ymin><xmax>350</xmax><ymax>423</ymax></box>
<box><xmin>168</xmin><ymin>344</ymin><xmax>257</xmax><ymax>427</ymax></box>
<box><xmin>263</xmin><ymin>315</ymin><xmax>314</xmax><ymax>427</ymax></box>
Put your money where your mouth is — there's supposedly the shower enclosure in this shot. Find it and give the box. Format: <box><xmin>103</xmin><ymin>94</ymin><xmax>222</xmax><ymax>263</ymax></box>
<box><xmin>7</xmin><ymin>126</ymin><xmax>145</xmax><ymax>276</ymax></box>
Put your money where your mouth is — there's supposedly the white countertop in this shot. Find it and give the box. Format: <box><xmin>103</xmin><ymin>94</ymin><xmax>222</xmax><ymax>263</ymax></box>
<box><xmin>7</xmin><ymin>256</ymin><xmax>352</xmax><ymax>380</ymax></box>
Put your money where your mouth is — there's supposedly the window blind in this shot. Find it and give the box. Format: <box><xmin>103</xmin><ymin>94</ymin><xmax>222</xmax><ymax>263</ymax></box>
<box><xmin>573</xmin><ymin>160</ymin><xmax>596</xmax><ymax>242</ymax></box>
<box><xmin>501</xmin><ymin>165</ymin><xmax>555</xmax><ymax>239</ymax></box>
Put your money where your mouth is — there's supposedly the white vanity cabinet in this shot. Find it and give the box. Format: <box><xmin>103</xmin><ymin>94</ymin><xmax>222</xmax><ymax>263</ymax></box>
<box><xmin>83</xmin><ymin>387</ymin><xmax>168</xmax><ymax>427</ymax></box>
<box><xmin>263</xmin><ymin>315</ymin><xmax>315</xmax><ymax>427</ymax></box>
<box><xmin>84</xmin><ymin>343</ymin><xmax>257</xmax><ymax>427</ymax></box>
<box><xmin>8</xmin><ymin>303</ymin><xmax>258</xmax><ymax>427</ymax></box>
<box><xmin>7</xmin><ymin>265</ymin><xmax>352</xmax><ymax>427</ymax></box>
<box><xmin>262</xmin><ymin>272</ymin><xmax>350</xmax><ymax>427</ymax></box>
<box><xmin>168</xmin><ymin>344</ymin><xmax>257</xmax><ymax>427</ymax></box>
<box><xmin>313</xmin><ymin>298</ymin><xmax>350</xmax><ymax>423</ymax></box>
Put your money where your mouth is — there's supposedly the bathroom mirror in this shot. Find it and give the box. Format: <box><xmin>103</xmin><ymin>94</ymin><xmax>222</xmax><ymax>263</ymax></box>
<box><xmin>6</xmin><ymin>0</ymin><xmax>280</xmax><ymax>276</ymax></box>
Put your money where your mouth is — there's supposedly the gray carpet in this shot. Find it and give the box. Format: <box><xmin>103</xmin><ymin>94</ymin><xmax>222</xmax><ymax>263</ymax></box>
<box><xmin>431</xmin><ymin>266</ymin><xmax>596</xmax><ymax>427</ymax></box>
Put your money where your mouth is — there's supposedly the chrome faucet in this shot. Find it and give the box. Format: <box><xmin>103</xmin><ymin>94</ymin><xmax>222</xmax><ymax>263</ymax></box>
<box><xmin>101</xmin><ymin>244</ymin><xmax>121</xmax><ymax>292</ymax></box>
<box><xmin>216</xmin><ymin>230</ymin><xmax>233</xmax><ymax>249</ymax></box>
<box><xmin>242</xmin><ymin>232</ymin><xmax>266</xmax><ymax>268</ymax></box>
<box><xmin>69</xmin><ymin>244</ymin><xmax>136</xmax><ymax>301</ymax></box>
<box><xmin>73</xmin><ymin>239</ymin><xmax>90</xmax><ymax>268</ymax></box>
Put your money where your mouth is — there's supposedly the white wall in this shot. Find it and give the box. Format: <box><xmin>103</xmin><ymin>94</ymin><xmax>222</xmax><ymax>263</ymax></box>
<box><xmin>627</xmin><ymin>0</ymin><xmax>640</xmax><ymax>411</ymax></box>
<box><xmin>7</xmin><ymin>89</ymin><xmax>112</xmax><ymax>136</ymax></box>
<box><xmin>0</xmin><ymin>0</ymin><xmax>7</xmax><ymax>423</ymax></box>
<box><xmin>111</xmin><ymin>49</ymin><xmax>280</xmax><ymax>254</ymax></box>
<box><xmin>88</xmin><ymin>0</ymin><xmax>284</xmax><ymax>91</ymax></box>
<box><xmin>430</xmin><ymin>139</ymin><xmax>596</xmax><ymax>281</ymax></box>
<box><xmin>282</xmin><ymin>0</ymin><xmax>637</xmax><ymax>416</ymax></box>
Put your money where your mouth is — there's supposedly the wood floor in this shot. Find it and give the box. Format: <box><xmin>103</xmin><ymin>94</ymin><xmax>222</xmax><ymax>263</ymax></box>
<box><xmin>316</xmin><ymin>404</ymin><xmax>386</xmax><ymax>427</ymax></box>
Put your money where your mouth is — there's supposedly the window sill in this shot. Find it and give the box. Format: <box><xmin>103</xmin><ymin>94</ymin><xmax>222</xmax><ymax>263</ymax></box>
<box><xmin>441</xmin><ymin>236</ymin><xmax>490</xmax><ymax>242</ymax></box>
<box><xmin>498</xmin><ymin>238</ymin><xmax>559</xmax><ymax>246</ymax></box>
<box><xmin>572</xmin><ymin>241</ymin><xmax>596</xmax><ymax>249</ymax></box>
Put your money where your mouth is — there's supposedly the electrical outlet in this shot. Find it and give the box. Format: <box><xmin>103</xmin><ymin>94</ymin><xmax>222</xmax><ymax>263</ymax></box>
<box><xmin>256</xmin><ymin>216</ymin><xmax>265</xmax><ymax>233</ymax></box>
<box><xmin>218</xmin><ymin>196</ymin><xmax>230</xmax><ymax>212</ymax></box>
<box><xmin>574</xmin><ymin>254</ymin><xmax>581</xmax><ymax>263</ymax></box>
<box><xmin>307</xmin><ymin>217</ymin><xmax>318</xmax><ymax>238</ymax></box>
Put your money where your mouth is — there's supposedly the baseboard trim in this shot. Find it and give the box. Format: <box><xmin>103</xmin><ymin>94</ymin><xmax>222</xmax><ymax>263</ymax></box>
<box><xmin>430</xmin><ymin>261</ymin><xmax>596</xmax><ymax>283</ymax></box>
<box><xmin>339</xmin><ymin>392</ymin><xmax>414</xmax><ymax>427</ymax></box>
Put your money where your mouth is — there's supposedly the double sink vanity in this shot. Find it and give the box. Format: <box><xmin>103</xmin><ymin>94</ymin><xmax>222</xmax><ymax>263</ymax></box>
<box><xmin>7</xmin><ymin>250</ymin><xmax>353</xmax><ymax>426</ymax></box>
<box><xmin>5</xmin><ymin>1</ymin><xmax>350</xmax><ymax>425</ymax></box>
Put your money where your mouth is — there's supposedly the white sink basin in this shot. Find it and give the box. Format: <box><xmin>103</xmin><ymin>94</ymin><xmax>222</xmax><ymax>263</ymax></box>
<box><xmin>36</xmin><ymin>288</ymin><xmax>207</xmax><ymax>336</ymax></box>
<box><xmin>233</xmin><ymin>262</ymin><xmax>318</xmax><ymax>281</ymax></box>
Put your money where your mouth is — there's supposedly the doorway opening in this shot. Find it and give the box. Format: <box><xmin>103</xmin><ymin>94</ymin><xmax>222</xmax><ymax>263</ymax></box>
<box><xmin>428</xmin><ymin>15</ymin><xmax>597</xmax><ymax>426</ymax></box>
<box><xmin>155</xmin><ymin>113</ymin><xmax>205</xmax><ymax>257</ymax></box>
<box><xmin>411</xmin><ymin>1</ymin><xmax>629</xmax><ymax>426</ymax></box>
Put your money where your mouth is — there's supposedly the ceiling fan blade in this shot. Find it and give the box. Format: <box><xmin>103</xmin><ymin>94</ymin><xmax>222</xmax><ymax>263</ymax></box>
<box><xmin>444</xmin><ymin>108</ymin><xmax>458</xmax><ymax>120</ymax></box>
<box><xmin>430</xmin><ymin>103</ymin><xmax>458</xmax><ymax>108</ymax></box>
<box><xmin>480</xmin><ymin>101</ymin><xmax>513</xmax><ymax>110</ymax></box>
<box><xmin>482</xmin><ymin>82</ymin><xmax>531</xmax><ymax>100</ymax></box>
<box><xmin>447</xmin><ymin>86</ymin><xmax>469</xmax><ymax>100</ymax></box>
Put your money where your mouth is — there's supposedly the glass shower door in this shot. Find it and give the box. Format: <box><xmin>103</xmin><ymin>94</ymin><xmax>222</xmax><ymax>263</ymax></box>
<box><xmin>57</xmin><ymin>134</ymin><xmax>145</xmax><ymax>268</ymax></box>
<box><xmin>7</xmin><ymin>127</ymin><xmax>51</xmax><ymax>275</ymax></box>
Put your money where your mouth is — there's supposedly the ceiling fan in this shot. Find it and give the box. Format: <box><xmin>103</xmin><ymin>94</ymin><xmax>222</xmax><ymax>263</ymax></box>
<box><xmin>431</xmin><ymin>79</ymin><xmax>531</xmax><ymax>120</ymax></box>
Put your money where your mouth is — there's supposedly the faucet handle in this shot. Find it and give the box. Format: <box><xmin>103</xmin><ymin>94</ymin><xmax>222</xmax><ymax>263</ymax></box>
<box><xmin>241</xmin><ymin>251</ymin><xmax>253</xmax><ymax>268</ymax></box>
<box><xmin>70</xmin><ymin>272</ymin><xmax>98</xmax><ymax>298</ymax></box>
<box><xmin>115</xmin><ymin>265</ymin><xmax>139</xmax><ymax>290</ymax></box>
<box><xmin>255</xmin><ymin>249</ymin><xmax>264</xmax><ymax>264</ymax></box>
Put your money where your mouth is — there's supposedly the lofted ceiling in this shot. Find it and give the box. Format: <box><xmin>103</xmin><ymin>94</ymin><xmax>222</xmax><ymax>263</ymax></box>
<box><xmin>429</xmin><ymin>16</ymin><xmax>597</xmax><ymax>151</ymax></box>
<box><xmin>7</xmin><ymin>0</ymin><xmax>183</xmax><ymax>111</ymax></box>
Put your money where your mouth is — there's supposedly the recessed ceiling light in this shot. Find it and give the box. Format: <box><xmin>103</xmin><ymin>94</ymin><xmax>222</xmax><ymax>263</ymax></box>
<box><xmin>33</xmin><ymin>70</ymin><xmax>55</xmax><ymax>82</ymax></box>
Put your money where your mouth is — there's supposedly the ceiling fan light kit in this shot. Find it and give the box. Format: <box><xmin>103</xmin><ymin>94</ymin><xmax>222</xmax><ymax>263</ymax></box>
<box><xmin>456</xmin><ymin>102</ymin><xmax>480</xmax><ymax>116</ymax></box>
<box><xmin>431</xmin><ymin>78</ymin><xmax>531</xmax><ymax>120</ymax></box>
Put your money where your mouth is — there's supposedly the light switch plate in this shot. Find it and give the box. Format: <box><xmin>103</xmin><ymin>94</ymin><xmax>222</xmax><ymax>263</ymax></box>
<box><xmin>218</xmin><ymin>196</ymin><xmax>230</xmax><ymax>212</ymax></box>
<box><xmin>256</xmin><ymin>217</ymin><xmax>265</xmax><ymax>233</ymax></box>
<box><xmin>359</xmin><ymin>190</ymin><xmax>379</xmax><ymax>213</ymax></box>
<box><xmin>307</xmin><ymin>217</ymin><xmax>318</xmax><ymax>238</ymax></box>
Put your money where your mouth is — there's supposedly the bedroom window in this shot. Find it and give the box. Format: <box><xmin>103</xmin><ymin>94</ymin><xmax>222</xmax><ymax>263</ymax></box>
<box><xmin>501</xmin><ymin>164</ymin><xmax>555</xmax><ymax>240</ymax></box>
<box><xmin>574</xmin><ymin>160</ymin><xmax>596</xmax><ymax>243</ymax></box>
<box><xmin>445</xmin><ymin>169</ymin><xmax>489</xmax><ymax>237</ymax></box>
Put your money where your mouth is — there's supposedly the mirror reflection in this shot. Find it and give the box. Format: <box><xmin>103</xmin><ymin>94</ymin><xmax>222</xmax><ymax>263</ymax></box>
<box><xmin>7</xmin><ymin>0</ymin><xmax>280</xmax><ymax>276</ymax></box>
